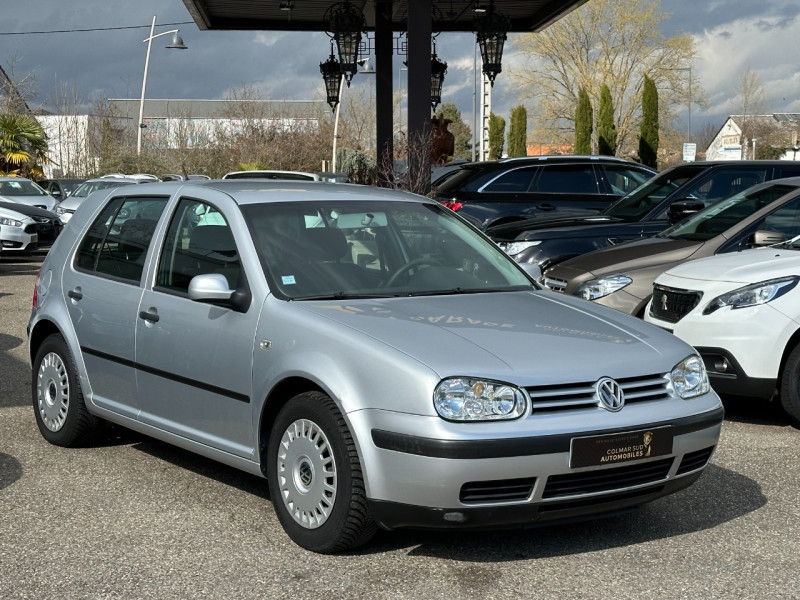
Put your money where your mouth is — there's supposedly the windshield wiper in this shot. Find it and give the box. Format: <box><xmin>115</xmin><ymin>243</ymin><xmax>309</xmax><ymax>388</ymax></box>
<box><xmin>291</xmin><ymin>292</ymin><xmax>400</xmax><ymax>300</ymax></box>
<box><xmin>404</xmin><ymin>286</ymin><xmax>526</xmax><ymax>297</ymax></box>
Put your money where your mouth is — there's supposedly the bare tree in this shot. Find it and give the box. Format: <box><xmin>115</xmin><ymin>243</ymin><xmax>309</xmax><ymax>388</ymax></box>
<box><xmin>737</xmin><ymin>67</ymin><xmax>766</xmax><ymax>159</ymax></box>
<box><xmin>510</xmin><ymin>0</ymin><xmax>705</xmax><ymax>156</ymax></box>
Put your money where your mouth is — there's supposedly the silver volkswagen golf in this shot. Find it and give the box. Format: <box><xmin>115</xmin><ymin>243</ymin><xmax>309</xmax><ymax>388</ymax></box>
<box><xmin>28</xmin><ymin>180</ymin><xmax>723</xmax><ymax>553</ymax></box>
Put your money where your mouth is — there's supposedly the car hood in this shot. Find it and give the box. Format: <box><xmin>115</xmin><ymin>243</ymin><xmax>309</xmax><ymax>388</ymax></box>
<box><xmin>547</xmin><ymin>237</ymin><xmax>702</xmax><ymax>280</ymax></box>
<box><xmin>294</xmin><ymin>291</ymin><xmax>690</xmax><ymax>385</ymax></box>
<box><xmin>0</xmin><ymin>201</ymin><xmax>57</xmax><ymax>218</ymax></box>
<box><xmin>0</xmin><ymin>205</ymin><xmax>34</xmax><ymax>222</ymax></box>
<box><xmin>662</xmin><ymin>247</ymin><xmax>800</xmax><ymax>284</ymax></box>
<box><xmin>487</xmin><ymin>214</ymin><xmax>625</xmax><ymax>241</ymax></box>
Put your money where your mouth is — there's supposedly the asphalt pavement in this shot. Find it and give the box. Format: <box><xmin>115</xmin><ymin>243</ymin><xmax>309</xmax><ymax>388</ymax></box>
<box><xmin>1</xmin><ymin>251</ymin><xmax>799</xmax><ymax>600</ymax></box>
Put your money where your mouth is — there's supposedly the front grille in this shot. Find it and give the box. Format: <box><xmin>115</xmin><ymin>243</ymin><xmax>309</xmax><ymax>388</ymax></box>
<box><xmin>543</xmin><ymin>457</ymin><xmax>673</xmax><ymax>499</ymax></box>
<box><xmin>24</xmin><ymin>223</ymin><xmax>37</xmax><ymax>234</ymax></box>
<box><xmin>677</xmin><ymin>446</ymin><xmax>715</xmax><ymax>475</ymax></box>
<box><xmin>525</xmin><ymin>373</ymin><xmax>670</xmax><ymax>412</ymax></box>
<box><xmin>650</xmin><ymin>284</ymin><xmax>702</xmax><ymax>323</ymax></box>
<box><xmin>32</xmin><ymin>216</ymin><xmax>52</xmax><ymax>224</ymax></box>
<box><xmin>543</xmin><ymin>275</ymin><xmax>567</xmax><ymax>293</ymax></box>
<box><xmin>460</xmin><ymin>477</ymin><xmax>536</xmax><ymax>504</ymax></box>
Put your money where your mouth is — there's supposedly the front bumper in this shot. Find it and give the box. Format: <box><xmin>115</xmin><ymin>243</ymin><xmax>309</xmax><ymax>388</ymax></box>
<box><xmin>350</xmin><ymin>402</ymin><xmax>723</xmax><ymax>531</ymax></box>
<box><xmin>1</xmin><ymin>227</ymin><xmax>38</xmax><ymax>251</ymax></box>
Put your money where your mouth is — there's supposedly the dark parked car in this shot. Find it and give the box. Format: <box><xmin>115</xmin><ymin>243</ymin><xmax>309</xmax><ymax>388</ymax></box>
<box><xmin>37</xmin><ymin>178</ymin><xmax>85</xmax><ymax>202</ymax></box>
<box><xmin>0</xmin><ymin>200</ymin><xmax>62</xmax><ymax>248</ymax></box>
<box><xmin>542</xmin><ymin>177</ymin><xmax>800</xmax><ymax>317</ymax></box>
<box><xmin>431</xmin><ymin>155</ymin><xmax>656</xmax><ymax>230</ymax></box>
<box><xmin>488</xmin><ymin>160</ymin><xmax>800</xmax><ymax>271</ymax></box>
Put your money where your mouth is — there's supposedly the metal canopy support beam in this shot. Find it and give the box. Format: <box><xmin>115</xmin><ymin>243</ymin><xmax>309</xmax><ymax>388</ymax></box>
<box><xmin>375</xmin><ymin>1</ymin><xmax>393</xmax><ymax>186</ymax></box>
<box><xmin>407</xmin><ymin>0</ymin><xmax>432</xmax><ymax>193</ymax></box>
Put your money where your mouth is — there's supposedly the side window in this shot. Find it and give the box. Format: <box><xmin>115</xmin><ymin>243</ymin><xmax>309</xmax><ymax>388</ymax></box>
<box><xmin>684</xmin><ymin>169</ymin><xmax>768</xmax><ymax>204</ymax></box>
<box><xmin>759</xmin><ymin>196</ymin><xmax>800</xmax><ymax>237</ymax></box>
<box><xmin>75</xmin><ymin>196</ymin><xmax>167</xmax><ymax>282</ymax></box>
<box><xmin>156</xmin><ymin>198</ymin><xmax>242</xmax><ymax>293</ymax></box>
<box><xmin>533</xmin><ymin>165</ymin><xmax>599</xmax><ymax>194</ymax></box>
<box><xmin>603</xmin><ymin>165</ymin><xmax>653</xmax><ymax>194</ymax></box>
<box><xmin>482</xmin><ymin>167</ymin><xmax>537</xmax><ymax>192</ymax></box>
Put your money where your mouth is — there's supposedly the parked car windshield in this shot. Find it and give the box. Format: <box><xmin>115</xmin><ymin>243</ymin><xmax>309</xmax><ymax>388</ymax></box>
<box><xmin>657</xmin><ymin>183</ymin><xmax>799</xmax><ymax>241</ymax></box>
<box><xmin>242</xmin><ymin>200</ymin><xmax>534</xmax><ymax>300</ymax></box>
<box><xmin>602</xmin><ymin>165</ymin><xmax>707</xmax><ymax>221</ymax></box>
<box><xmin>0</xmin><ymin>179</ymin><xmax>49</xmax><ymax>197</ymax></box>
<box><xmin>70</xmin><ymin>179</ymin><xmax>138</xmax><ymax>199</ymax></box>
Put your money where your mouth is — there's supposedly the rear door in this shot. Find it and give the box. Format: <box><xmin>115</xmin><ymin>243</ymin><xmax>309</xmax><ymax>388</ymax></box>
<box><xmin>61</xmin><ymin>193</ymin><xmax>168</xmax><ymax>417</ymax></box>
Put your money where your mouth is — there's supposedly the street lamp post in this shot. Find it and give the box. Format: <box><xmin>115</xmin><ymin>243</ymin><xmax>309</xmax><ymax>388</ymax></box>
<box><xmin>137</xmin><ymin>16</ymin><xmax>187</xmax><ymax>155</ymax></box>
<box><xmin>332</xmin><ymin>57</ymin><xmax>374</xmax><ymax>172</ymax></box>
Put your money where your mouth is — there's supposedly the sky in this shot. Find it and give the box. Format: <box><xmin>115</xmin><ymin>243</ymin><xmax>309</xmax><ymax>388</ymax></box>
<box><xmin>2</xmin><ymin>0</ymin><xmax>800</xmax><ymax>142</ymax></box>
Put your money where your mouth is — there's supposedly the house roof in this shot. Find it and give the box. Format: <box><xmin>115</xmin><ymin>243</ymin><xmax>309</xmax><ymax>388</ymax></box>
<box><xmin>181</xmin><ymin>0</ymin><xmax>589</xmax><ymax>33</ymax></box>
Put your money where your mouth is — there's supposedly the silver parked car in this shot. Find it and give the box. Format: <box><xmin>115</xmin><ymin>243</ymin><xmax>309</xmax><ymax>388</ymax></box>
<box><xmin>28</xmin><ymin>180</ymin><xmax>723</xmax><ymax>553</ymax></box>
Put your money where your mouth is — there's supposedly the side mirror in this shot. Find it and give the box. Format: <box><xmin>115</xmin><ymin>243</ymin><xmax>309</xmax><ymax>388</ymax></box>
<box><xmin>667</xmin><ymin>199</ymin><xmax>704</xmax><ymax>224</ymax></box>
<box><xmin>188</xmin><ymin>273</ymin><xmax>250</xmax><ymax>312</ymax></box>
<box><xmin>750</xmin><ymin>229</ymin><xmax>787</xmax><ymax>247</ymax></box>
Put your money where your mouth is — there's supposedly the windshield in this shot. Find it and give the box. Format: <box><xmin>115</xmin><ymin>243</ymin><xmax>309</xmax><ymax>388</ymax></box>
<box><xmin>0</xmin><ymin>179</ymin><xmax>48</xmax><ymax>197</ymax></box>
<box><xmin>603</xmin><ymin>165</ymin><xmax>707</xmax><ymax>220</ymax></box>
<box><xmin>72</xmin><ymin>180</ymin><xmax>137</xmax><ymax>198</ymax></box>
<box><xmin>658</xmin><ymin>183</ymin><xmax>798</xmax><ymax>241</ymax></box>
<box><xmin>242</xmin><ymin>200</ymin><xmax>534</xmax><ymax>300</ymax></box>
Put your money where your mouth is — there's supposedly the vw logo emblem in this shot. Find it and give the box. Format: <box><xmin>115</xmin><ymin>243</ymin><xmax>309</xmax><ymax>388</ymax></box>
<box><xmin>596</xmin><ymin>377</ymin><xmax>625</xmax><ymax>412</ymax></box>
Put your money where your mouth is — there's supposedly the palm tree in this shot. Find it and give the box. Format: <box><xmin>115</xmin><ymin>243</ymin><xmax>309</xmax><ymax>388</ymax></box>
<box><xmin>0</xmin><ymin>113</ymin><xmax>49</xmax><ymax>178</ymax></box>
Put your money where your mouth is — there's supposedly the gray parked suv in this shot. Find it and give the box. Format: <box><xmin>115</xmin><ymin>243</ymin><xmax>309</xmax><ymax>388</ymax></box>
<box><xmin>28</xmin><ymin>180</ymin><xmax>723</xmax><ymax>552</ymax></box>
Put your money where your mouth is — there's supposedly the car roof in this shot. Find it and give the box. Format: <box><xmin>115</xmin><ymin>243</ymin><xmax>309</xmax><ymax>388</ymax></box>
<box><xmin>100</xmin><ymin>180</ymin><xmax>431</xmax><ymax>206</ymax></box>
<box><xmin>222</xmin><ymin>170</ymin><xmax>321</xmax><ymax>180</ymax></box>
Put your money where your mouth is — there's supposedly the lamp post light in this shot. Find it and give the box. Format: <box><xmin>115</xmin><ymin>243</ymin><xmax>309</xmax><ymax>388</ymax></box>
<box><xmin>327</xmin><ymin>57</ymin><xmax>375</xmax><ymax>173</ymax></box>
<box><xmin>474</xmin><ymin>0</ymin><xmax>510</xmax><ymax>86</ymax></box>
<box><xmin>137</xmin><ymin>15</ymin><xmax>187</xmax><ymax>155</ymax></box>
<box><xmin>430</xmin><ymin>48</ymin><xmax>447</xmax><ymax>110</ymax></box>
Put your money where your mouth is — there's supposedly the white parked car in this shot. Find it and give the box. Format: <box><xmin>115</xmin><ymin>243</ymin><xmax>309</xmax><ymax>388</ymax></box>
<box><xmin>0</xmin><ymin>177</ymin><xmax>58</xmax><ymax>211</ymax></box>
<box><xmin>645</xmin><ymin>242</ymin><xmax>800</xmax><ymax>424</ymax></box>
<box><xmin>55</xmin><ymin>177</ymin><xmax>143</xmax><ymax>224</ymax></box>
<box><xmin>0</xmin><ymin>205</ymin><xmax>39</xmax><ymax>251</ymax></box>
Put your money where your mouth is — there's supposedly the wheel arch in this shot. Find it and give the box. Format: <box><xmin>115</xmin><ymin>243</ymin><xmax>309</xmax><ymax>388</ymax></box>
<box><xmin>257</xmin><ymin>376</ymin><xmax>325</xmax><ymax>477</ymax></box>
<box><xmin>777</xmin><ymin>327</ymin><xmax>800</xmax><ymax>386</ymax></box>
<box><xmin>28</xmin><ymin>319</ymin><xmax>67</xmax><ymax>365</ymax></box>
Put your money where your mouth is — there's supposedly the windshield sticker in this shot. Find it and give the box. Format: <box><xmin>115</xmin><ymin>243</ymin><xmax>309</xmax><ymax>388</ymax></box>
<box><xmin>282</xmin><ymin>275</ymin><xmax>296</xmax><ymax>285</ymax></box>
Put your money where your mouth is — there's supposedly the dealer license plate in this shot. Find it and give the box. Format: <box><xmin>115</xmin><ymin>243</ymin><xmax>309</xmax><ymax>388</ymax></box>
<box><xmin>570</xmin><ymin>427</ymin><xmax>673</xmax><ymax>469</ymax></box>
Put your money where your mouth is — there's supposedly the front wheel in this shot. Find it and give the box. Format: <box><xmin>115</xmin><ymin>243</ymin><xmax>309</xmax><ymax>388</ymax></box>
<box><xmin>780</xmin><ymin>344</ymin><xmax>800</xmax><ymax>426</ymax></box>
<box><xmin>266</xmin><ymin>391</ymin><xmax>377</xmax><ymax>553</ymax></box>
<box><xmin>32</xmin><ymin>333</ymin><xmax>97</xmax><ymax>446</ymax></box>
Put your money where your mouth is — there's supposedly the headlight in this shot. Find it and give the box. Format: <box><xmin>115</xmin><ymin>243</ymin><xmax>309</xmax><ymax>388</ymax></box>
<box><xmin>575</xmin><ymin>274</ymin><xmax>632</xmax><ymax>300</ymax></box>
<box><xmin>502</xmin><ymin>240</ymin><xmax>541</xmax><ymax>257</ymax></box>
<box><xmin>703</xmin><ymin>276</ymin><xmax>800</xmax><ymax>314</ymax></box>
<box><xmin>670</xmin><ymin>355</ymin><xmax>710</xmax><ymax>399</ymax></box>
<box><xmin>434</xmin><ymin>378</ymin><xmax>527</xmax><ymax>421</ymax></box>
<box><xmin>55</xmin><ymin>206</ymin><xmax>67</xmax><ymax>214</ymax></box>
<box><xmin>0</xmin><ymin>217</ymin><xmax>23</xmax><ymax>227</ymax></box>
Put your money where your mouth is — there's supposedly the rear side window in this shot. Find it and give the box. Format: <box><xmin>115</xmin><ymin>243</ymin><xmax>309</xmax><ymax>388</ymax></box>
<box><xmin>532</xmin><ymin>165</ymin><xmax>599</xmax><ymax>194</ymax></box>
<box><xmin>483</xmin><ymin>167</ymin><xmax>538</xmax><ymax>192</ymax></box>
<box><xmin>75</xmin><ymin>196</ymin><xmax>167</xmax><ymax>283</ymax></box>
<box><xmin>685</xmin><ymin>169</ymin><xmax>769</xmax><ymax>204</ymax></box>
<box><xmin>603</xmin><ymin>165</ymin><xmax>653</xmax><ymax>194</ymax></box>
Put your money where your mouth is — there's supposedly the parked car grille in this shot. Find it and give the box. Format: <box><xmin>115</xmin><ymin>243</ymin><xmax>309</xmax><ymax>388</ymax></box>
<box><xmin>543</xmin><ymin>457</ymin><xmax>673</xmax><ymax>499</ymax></box>
<box><xmin>31</xmin><ymin>218</ymin><xmax>61</xmax><ymax>243</ymax></box>
<box><xmin>650</xmin><ymin>284</ymin><xmax>703</xmax><ymax>323</ymax></box>
<box><xmin>542</xmin><ymin>275</ymin><xmax>567</xmax><ymax>293</ymax></box>
<box><xmin>525</xmin><ymin>373</ymin><xmax>670</xmax><ymax>412</ymax></box>
<box><xmin>24</xmin><ymin>223</ymin><xmax>37</xmax><ymax>234</ymax></box>
<box><xmin>460</xmin><ymin>477</ymin><xmax>536</xmax><ymax>504</ymax></box>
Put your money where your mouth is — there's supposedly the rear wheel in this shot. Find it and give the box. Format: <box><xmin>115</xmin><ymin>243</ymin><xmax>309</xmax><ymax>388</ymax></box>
<box><xmin>32</xmin><ymin>333</ymin><xmax>97</xmax><ymax>446</ymax></box>
<box><xmin>266</xmin><ymin>391</ymin><xmax>377</xmax><ymax>553</ymax></box>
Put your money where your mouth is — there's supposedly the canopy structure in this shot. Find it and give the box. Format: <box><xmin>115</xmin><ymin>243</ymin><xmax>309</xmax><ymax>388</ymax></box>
<box><xmin>182</xmin><ymin>0</ymin><xmax>587</xmax><ymax>186</ymax></box>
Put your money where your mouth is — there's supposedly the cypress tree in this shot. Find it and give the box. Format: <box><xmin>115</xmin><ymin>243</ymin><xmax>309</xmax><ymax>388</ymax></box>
<box><xmin>639</xmin><ymin>75</ymin><xmax>659</xmax><ymax>168</ymax></box>
<box><xmin>597</xmin><ymin>84</ymin><xmax>617</xmax><ymax>156</ymax></box>
<box><xmin>574</xmin><ymin>87</ymin><xmax>592</xmax><ymax>154</ymax></box>
<box><xmin>488</xmin><ymin>112</ymin><xmax>506</xmax><ymax>160</ymax></box>
<box><xmin>508</xmin><ymin>105</ymin><xmax>528</xmax><ymax>157</ymax></box>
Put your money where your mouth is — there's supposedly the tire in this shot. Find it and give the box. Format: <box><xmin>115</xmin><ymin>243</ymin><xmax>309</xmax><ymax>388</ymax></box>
<box><xmin>32</xmin><ymin>333</ymin><xmax>97</xmax><ymax>447</ymax></box>
<box><xmin>266</xmin><ymin>391</ymin><xmax>377</xmax><ymax>553</ymax></box>
<box><xmin>780</xmin><ymin>344</ymin><xmax>800</xmax><ymax>426</ymax></box>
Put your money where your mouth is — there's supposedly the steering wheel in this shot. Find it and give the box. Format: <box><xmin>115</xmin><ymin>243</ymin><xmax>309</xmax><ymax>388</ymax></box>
<box><xmin>382</xmin><ymin>257</ymin><xmax>441</xmax><ymax>287</ymax></box>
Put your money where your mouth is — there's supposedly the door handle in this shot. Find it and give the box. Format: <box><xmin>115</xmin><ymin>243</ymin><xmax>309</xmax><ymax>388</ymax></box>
<box><xmin>138</xmin><ymin>310</ymin><xmax>160</xmax><ymax>323</ymax></box>
<box><xmin>67</xmin><ymin>289</ymin><xmax>83</xmax><ymax>301</ymax></box>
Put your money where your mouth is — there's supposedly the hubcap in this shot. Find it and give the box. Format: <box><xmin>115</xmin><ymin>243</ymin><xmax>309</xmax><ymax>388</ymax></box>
<box><xmin>37</xmin><ymin>352</ymin><xmax>69</xmax><ymax>432</ymax></box>
<box><xmin>277</xmin><ymin>418</ymin><xmax>337</xmax><ymax>529</ymax></box>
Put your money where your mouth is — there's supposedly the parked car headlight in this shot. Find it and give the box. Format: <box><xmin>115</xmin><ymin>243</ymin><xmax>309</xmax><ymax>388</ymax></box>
<box><xmin>575</xmin><ymin>274</ymin><xmax>632</xmax><ymax>300</ymax></box>
<box><xmin>0</xmin><ymin>217</ymin><xmax>23</xmax><ymax>227</ymax></box>
<box><xmin>55</xmin><ymin>206</ymin><xmax>68</xmax><ymax>215</ymax></box>
<box><xmin>703</xmin><ymin>276</ymin><xmax>800</xmax><ymax>314</ymax></box>
<box><xmin>670</xmin><ymin>355</ymin><xmax>710</xmax><ymax>399</ymax></box>
<box><xmin>502</xmin><ymin>240</ymin><xmax>541</xmax><ymax>257</ymax></box>
<box><xmin>434</xmin><ymin>378</ymin><xmax>528</xmax><ymax>421</ymax></box>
